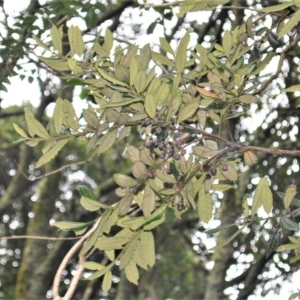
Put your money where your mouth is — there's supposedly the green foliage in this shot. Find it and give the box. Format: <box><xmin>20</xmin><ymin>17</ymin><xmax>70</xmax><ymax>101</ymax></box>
<box><xmin>8</xmin><ymin>1</ymin><xmax>300</xmax><ymax>296</ymax></box>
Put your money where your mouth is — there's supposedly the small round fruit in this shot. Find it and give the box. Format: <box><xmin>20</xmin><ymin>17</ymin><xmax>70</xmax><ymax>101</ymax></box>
<box><xmin>174</xmin><ymin>131</ymin><xmax>180</xmax><ymax>139</ymax></box>
<box><xmin>160</xmin><ymin>152</ymin><xmax>166</xmax><ymax>159</ymax></box>
<box><xmin>145</xmin><ymin>140</ymin><xmax>153</xmax><ymax>148</ymax></box>
<box><xmin>156</xmin><ymin>127</ymin><xmax>162</xmax><ymax>134</ymax></box>
<box><xmin>175</xmin><ymin>140</ymin><xmax>183</xmax><ymax>147</ymax></box>
<box><xmin>206</xmin><ymin>173</ymin><xmax>212</xmax><ymax>180</ymax></box>
<box><xmin>210</xmin><ymin>167</ymin><xmax>217</xmax><ymax>176</ymax></box>
<box><xmin>158</xmin><ymin>142</ymin><xmax>165</xmax><ymax>150</ymax></box>
<box><xmin>166</xmin><ymin>168</ymin><xmax>172</xmax><ymax>175</ymax></box>
<box><xmin>173</xmin><ymin>153</ymin><xmax>181</xmax><ymax>160</ymax></box>
<box><xmin>180</xmin><ymin>149</ymin><xmax>187</xmax><ymax>156</ymax></box>
<box><xmin>144</xmin><ymin>118</ymin><xmax>152</xmax><ymax>126</ymax></box>
<box><xmin>174</xmin><ymin>186</ymin><xmax>181</xmax><ymax>193</ymax></box>
<box><xmin>132</xmin><ymin>186</ymin><xmax>139</xmax><ymax>195</ymax></box>
<box><xmin>177</xmin><ymin>204</ymin><xmax>184</xmax><ymax>211</ymax></box>
<box><xmin>153</xmin><ymin>139</ymin><xmax>159</xmax><ymax>147</ymax></box>
<box><xmin>147</xmin><ymin>171</ymin><xmax>155</xmax><ymax>178</ymax></box>
<box><xmin>221</xmin><ymin>164</ymin><xmax>228</xmax><ymax>171</ymax></box>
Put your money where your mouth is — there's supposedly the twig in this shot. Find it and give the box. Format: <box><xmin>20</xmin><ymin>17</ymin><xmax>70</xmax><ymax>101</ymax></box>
<box><xmin>52</xmin><ymin>217</ymin><xmax>101</xmax><ymax>300</ymax></box>
<box><xmin>144</xmin><ymin>1</ymin><xmax>181</xmax><ymax>9</ymax></box>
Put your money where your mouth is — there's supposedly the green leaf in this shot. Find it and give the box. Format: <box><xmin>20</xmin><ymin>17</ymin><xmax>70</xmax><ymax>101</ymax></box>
<box><xmin>197</xmin><ymin>186</ymin><xmax>212</xmax><ymax>223</ymax></box>
<box><xmin>251</xmin><ymin>177</ymin><xmax>267</xmax><ymax>216</ymax></box>
<box><xmin>151</xmin><ymin>51</ymin><xmax>175</xmax><ymax>67</ymax></box>
<box><xmin>62</xmin><ymin>99</ymin><xmax>79</xmax><ymax>130</ymax></box>
<box><xmin>289</xmin><ymin>292</ymin><xmax>300</xmax><ymax>300</ymax></box>
<box><xmin>205</xmin><ymin>223</ymin><xmax>237</xmax><ymax>235</ymax></box>
<box><xmin>130</xmin><ymin>57</ymin><xmax>139</xmax><ymax>86</ymax></box>
<box><xmin>25</xmin><ymin>109</ymin><xmax>50</xmax><ymax>138</ymax></box>
<box><xmin>285</xmin><ymin>84</ymin><xmax>300</xmax><ymax>92</ymax></box>
<box><xmin>32</xmin><ymin>34</ymin><xmax>50</xmax><ymax>51</ymax></box>
<box><xmin>97</xmin><ymin>68</ymin><xmax>128</xmax><ymax>87</ymax></box>
<box><xmin>13</xmin><ymin>123</ymin><xmax>28</xmax><ymax>138</ymax></box>
<box><xmin>142</xmin><ymin>180</ymin><xmax>156</xmax><ymax>218</ymax></box>
<box><xmin>118</xmin><ymin>194</ymin><xmax>134</xmax><ymax>216</ymax></box>
<box><xmin>104</xmin><ymin>28</ymin><xmax>113</xmax><ymax>55</ymax></box>
<box><xmin>220</xmin><ymin>163</ymin><xmax>238</xmax><ymax>181</ymax></box>
<box><xmin>36</xmin><ymin>139</ymin><xmax>69</xmax><ymax>168</ymax></box>
<box><xmin>68</xmin><ymin>25</ymin><xmax>84</xmax><ymax>56</ymax></box>
<box><xmin>51</xmin><ymin>25</ymin><xmax>63</xmax><ymax>54</ymax></box>
<box><xmin>38</xmin><ymin>57</ymin><xmax>70</xmax><ymax>71</ymax></box>
<box><xmin>53</xmin><ymin>221</ymin><xmax>89</xmax><ymax>231</ymax></box>
<box><xmin>119</xmin><ymin>233</ymin><xmax>140</xmax><ymax>269</ymax></box>
<box><xmin>159</xmin><ymin>37</ymin><xmax>174</xmax><ymax>55</ymax></box>
<box><xmin>80</xmin><ymin>196</ymin><xmax>107</xmax><ymax>211</ymax></box>
<box><xmin>132</xmin><ymin>161</ymin><xmax>146</xmax><ymax>179</ymax></box>
<box><xmin>281</xmin><ymin>216</ymin><xmax>299</xmax><ymax>231</ymax></box>
<box><xmin>284</xmin><ymin>185</ymin><xmax>297</xmax><ymax>209</ymax></box>
<box><xmin>239</xmin><ymin>94</ymin><xmax>259</xmax><ymax>104</ymax></box>
<box><xmin>175</xmin><ymin>31</ymin><xmax>190</xmax><ymax>72</ymax></box>
<box><xmin>87</xmin><ymin>263</ymin><xmax>114</xmax><ymax>280</ymax></box>
<box><xmin>113</xmin><ymin>174</ymin><xmax>137</xmax><ymax>188</ymax></box>
<box><xmin>278</xmin><ymin>9</ymin><xmax>300</xmax><ymax>39</ymax></box>
<box><xmin>177</xmin><ymin>100</ymin><xmax>199</xmax><ymax>123</ymax></box>
<box><xmin>276</xmin><ymin>244</ymin><xmax>300</xmax><ymax>252</ymax></box>
<box><xmin>260</xmin><ymin>2</ymin><xmax>293</xmax><ymax>13</ymax></box>
<box><xmin>125</xmin><ymin>261</ymin><xmax>139</xmax><ymax>285</ymax></box>
<box><xmin>53</xmin><ymin>97</ymin><xmax>64</xmax><ymax>134</ymax></box>
<box><xmin>95</xmin><ymin>236</ymin><xmax>129</xmax><ymax>250</ymax></box>
<box><xmin>222</xmin><ymin>30</ymin><xmax>232</xmax><ymax>57</ymax></box>
<box><xmin>144</xmin><ymin>94</ymin><xmax>156</xmax><ymax>119</ymax></box>
<box><xmin>97</xmin><ymin>129</ymin><xmax>118</xmax><ymax>154</ymax></box>
<box><xmin>83</xmin><ymin>261</ymin><xmax>106</xmax><ymax>271</ymax></box>
<box><xmin>139</xmin><ymin>231</ymin><xmax>155</xmax><ymax>267</ymax></box>
<box><xmin>79</xmin><ymin>186</ymin><xmax>95</xmax><ymax>200</ymax></box>
<box><xmin>134</xmin><ymin>70</ymin><xmax>147</xmax><ymax>93</ymax></box>
<box><xmin>261</xmin><ymin>185</ymin><xmax>273</xmax><ymax>214</ymax></box>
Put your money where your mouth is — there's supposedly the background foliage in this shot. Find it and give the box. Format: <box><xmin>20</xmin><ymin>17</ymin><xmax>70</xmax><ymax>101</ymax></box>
<box><xmin>1</xmin><ymin>0</ymin><xmax>300</xmax><ymax>299</ymax></box>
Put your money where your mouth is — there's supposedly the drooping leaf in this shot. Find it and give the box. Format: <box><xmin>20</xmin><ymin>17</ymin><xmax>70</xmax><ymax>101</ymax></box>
<box><xmin>177</xmin><ymin>100</ymin><xmax>199</xmax><ymax>124</ymax></box>
<box><xmin>144</xmin><ymin>94</ymin><xmax>156</xmax><ymax>119</ymax></box>
<box><xmin>261</xmin><ymin>185</ymin><xmax>273</xmax><ymax>214</ymax></box>
<box><xmin>142</xmin><ymin>180</ymin><xmax>156</xmax><ymax>218</ymax></box>
<box><xmin>36</xmin><ymin>138</ymin><xmax>69</xmax><ymax>168</ymax></box>
<box><xmin>175</xmin><ymin>31</ymin><xmax>190</xmax><ymax>72</ymax></box>
<box><xmin>125</xmin><ymin>260</ymin><xmax>139</xmax><ymax>285</ymax></box>
<box><xmin>97</xmin><ymin>129</ymin><xmax>118</xmax><ymax>154</ymax></box>
<box><xmin>53</xmin><ymin>97</ymin><xmax>64</xmax><ymax>134</ymax></box>
<box><xmin>278</xmin><ymin>9</ymin><xmax>300</xmax><ymax>39</ymax></box>
<box><xmin>281</xmin><ymin>216</ymin><xmax>299</xmax><ymax>231</ymax></box>
<box><xmin>68</xmin><ymin>25</ymin><xmax>84</xmax><ymax>56</ymax></box>
<box><xmin>119</xmin><ymin>232</ymin><xmax>140</xmax><ymax>270</ymax></box>
<box><xmin>13</xmin><ymin>123</ymin><xmax>28</xmax><ymax>138</ymax></box>
<box><xmin>25</xmin><ymin>109</ymin><xmax>50</xmax><ymax>138</ymax></box>
<box><xmin>139</xmin><ymin>231</ymin><xmax>155</xmax><ymax>267</ymax></box>
<box><xmin>284</xmin><ymin>185</ymin><xmax>297</xmax><ymax>209</ymax></box>
<box><xmin>51</xmin><ymin>24</ymin><xmax>63</xmax><ymax>54</ymax></box>
<box><xmin>113</xmin><ymin>174</ymin><xmax>137</xmax><ymax>188</ymax></box>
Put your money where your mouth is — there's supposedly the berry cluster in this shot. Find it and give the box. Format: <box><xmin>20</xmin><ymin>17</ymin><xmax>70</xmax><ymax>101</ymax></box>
<box><xmin>144</xmin><ymin>123</ymin><xmax>187</xmax><ymax>162</ymax></box>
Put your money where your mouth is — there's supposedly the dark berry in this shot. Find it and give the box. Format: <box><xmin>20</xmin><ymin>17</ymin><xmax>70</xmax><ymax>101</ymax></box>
<box><xmin>147</xmin><ymin>171</ymin><xmax>155</xmax><ymax>178</ymax></box>
<box><xmin>174</xmin><ymin>186</ymin><xmax>180</xmax><ymax>193</ymax></box>
<box><xmin>210</xmin><ymin>167</ymin><xmax>217</xmax><ymax>176</ymax></box>
<box><xmin>160</xmin><ymin>152</ymin><xmax>166</xmax><ymax>159</ymax></box>
<box><xmin>221</xmin><ymin>164</ymin><xmax>228</xmax><ymax>171</ymax></box>
<box><xmin>156</xmin><ymin>127</ymin><xmax>162</xmax><ymax>134</ymax></box>
<box><xmin>158</xmin><ymin>142</ymin><xmax>165</xmax><ymax>150</ymax></box>
<box><xmin>169</xmin><ymin>125</ymin><xmax>176</xmax><ymax>131</ymax></box>
<box><xmin>144</xmin><ymin>118</ymin><xmax>152</xmax><ymax>126</ymax></box>
<box><xmin>153</xmin><ymin>139</ymin><xmax>159</xmax><ymax>147</ymax></box>
<box><xmin>166</xmin><ymin>168</ymin><xmax>172</xmax><ymax>174</ymax></box>
<box><xmin>145</xmin><ymin>140</ymin><xmax>153</xmax><ymax>148</ymax></box>
<box><xmin>180</xmin><ymin>149</ymin><xmax>186</xmax><ymax>156</ymax></box>
<box><xmin>174</xmin><ymin>131</ymin><xmax>180</xmax><ymax>138</ymax></box>
<box><xmin>175</xmin><ymin>140</ymin><xmax>183</xmax><ymax>147</ymax></box>
<box><xmin>132</xmin><ymin>186</ymin><xmax>139</xmax><ymax>195</ymax></box>
<box><xmin>177</xmin><ymin>204</ymin><xmax>184</xmax><ymax>211</ymax></box>
<box><xmin>173</xmin><ymin>153</ymin><xmax>180</xmax><ymax>160</ymax></box>
<box><xmin>206</xmin><ymin>173</ymin><xmax>212</xmax><ymax>180</ymax></box>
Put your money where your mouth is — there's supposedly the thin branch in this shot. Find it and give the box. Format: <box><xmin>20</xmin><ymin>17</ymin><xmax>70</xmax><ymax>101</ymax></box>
<box><xmin>1</xmin><ymin>235</ymin><xmax>80</xmax><ymax>241</ymax></box>
<box><xmin>253</xmin><ymin>34</ymin><xmax>300</xmax><ymax>96</ymax></box>
<box><xmin>144</xmin><ymin>1</ymin><xmax>181</xmax><ymax>9</ymax></box>
<box><xmin>52</xmin><ymin>217</ymin><xmax>101</xmax><ymax>300</ymax></box>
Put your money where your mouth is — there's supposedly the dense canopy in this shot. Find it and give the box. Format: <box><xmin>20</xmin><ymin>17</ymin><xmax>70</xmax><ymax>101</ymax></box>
<box><xmin>1</xmin><ymin>1</ymin><xmax>300</xmax><ymax>299</ymax></box>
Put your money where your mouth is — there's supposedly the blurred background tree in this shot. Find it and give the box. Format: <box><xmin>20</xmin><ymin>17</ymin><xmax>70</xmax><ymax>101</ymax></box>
<box><xmin>0</xmin><ymin>0</ymin><xmax>300</xmax><ymax>299</ymax></box>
